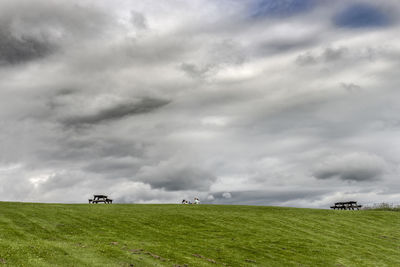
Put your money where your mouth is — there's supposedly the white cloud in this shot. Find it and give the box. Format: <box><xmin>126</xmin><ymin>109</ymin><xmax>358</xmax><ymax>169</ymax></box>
<box><xmin>222</xmin><ymin>192</ymin><xmax>232</xmax><ymax>199</ymax></box>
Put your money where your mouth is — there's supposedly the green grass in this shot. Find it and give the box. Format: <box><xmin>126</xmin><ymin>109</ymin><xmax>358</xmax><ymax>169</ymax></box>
<box><xmin>0</xmin><ymin>203</ymin><xmax>399</xmax><ymax>266</ymax></box>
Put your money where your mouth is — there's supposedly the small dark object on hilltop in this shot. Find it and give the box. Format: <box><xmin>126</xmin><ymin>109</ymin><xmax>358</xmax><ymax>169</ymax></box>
<box><xmin>330</xmin><ymin>201</ymin><xmax>362</xmax><ymax>210</ymax></box>
<box><xmin>181</xmin><ymin>197</ymin><xmax>200</xmax><ymax>204</ymax></box>
<box><xmin>89</xmin><ymin>194</ymin><xmax>113</xmax><ymax>204</ymax></box>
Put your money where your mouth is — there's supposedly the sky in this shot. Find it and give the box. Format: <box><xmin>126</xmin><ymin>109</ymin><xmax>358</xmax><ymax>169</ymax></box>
<box><xmin>0</xmin><ymin>0</ymin><xmax>399</xmax><ymax>208</ymax></box>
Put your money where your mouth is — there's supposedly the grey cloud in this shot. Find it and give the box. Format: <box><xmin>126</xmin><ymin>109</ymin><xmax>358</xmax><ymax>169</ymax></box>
<box><xmin>84</xmin><ymin>157</ymin><xmax>141</xmax><ymax>177</ymax></box>
<box><xmin>100</xmin><ymin>36</ymin><xmax>192</xmax><ymax>69</ymax></box>
<box><xmin>56</xmin><ymin>88</ymin><xmax>77</xmax><ymax>96</ymax></box>
<box><xmin>62</xmin><ymin>97</ymin><xmax>170</xmax><ymax>126</ymax></box>
<box><xmin>296</xmin><ymin>47</ymin><xmax>348</xmax><ymax>65</ymax></box>
<box><xmin>46</xmin><ymin>89</ymin><xmax>78</xmax><ymax>111</ymax></box>
<box><xmin>180</xmin><ymin>39</ymin><xmax>246</xmax><ymax>79</ymax></box>
<box><xmin>322</xmin><ymin>47</ymin><xmax>348</xmax><ymax>62</ymax></box>
<box><xmin>131</xmin><ymin>11</ymin><xmax>147</xmax><ymax>30</ymax></box>
<box><xmin>39</xmin><ymin>171</ymin><xmax>85</xmax><ymax>192</ymax></box>
<box><xmin>112</xmin><ymin>184</ymin><xmax>184</xmax><ymax>204</ymax></box>
<box><xmin>0</xmin><ymin>0</ymin><xmax>112</xmax><ymax>41</ymax></box>
<box><xmin>210</xmin><ymin>39</ymin><xmax>247</xmax><ymax>65</ymax></box>
<box><xmin>298</xmin><ymin>46</ymin><xmax>395</xmax><ymax>66</ymax></box>
<box><xmin>91</xmin><ymin>138</ymin><xmax>148</xmax><ymax>159</ymax></box>
<box><xmin>180</xmin><ymin>63</ymin><xmax>216</xmax><ymax>79</ymax></box>
<box><xmin>0</xmin><ymin>0</ymin><xmax>113</xmax><ymax>65</ymax></box>
<box><xmin>206</xmin><ymin>189</ymin><xmax>329</xmax><ymax>206</ymax></box>
<box><xmin>295</xmin><ymin>52</ymin><xmax>317</xmax><ymax>65</ymax></box>
<box><xmin>0</xmin><ymin>166</ymin><xmax>34</xmax><ymax>201</ymax></box>
<box><xmin>341</xmin><ymin>82</ymin><xmax>361</xmax><ymax>92</ymax></box>
<box><xmin>313</xmin><ymin>153</ymin><xmax>386</xmax><ymax>182</ymax></box>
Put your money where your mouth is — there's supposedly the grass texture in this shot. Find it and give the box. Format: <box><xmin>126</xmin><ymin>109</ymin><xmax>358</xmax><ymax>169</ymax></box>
<box><xmin>0</xmin><ymin>202</ymin><xmax>399</xmax><ymax>266</ymax></box>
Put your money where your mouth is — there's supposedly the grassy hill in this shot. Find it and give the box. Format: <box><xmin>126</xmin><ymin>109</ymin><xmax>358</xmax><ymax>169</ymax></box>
<box><xmin>0</xmin><ymin>202</ymin><xmax>399</xmax><ymax>266</ymax></box>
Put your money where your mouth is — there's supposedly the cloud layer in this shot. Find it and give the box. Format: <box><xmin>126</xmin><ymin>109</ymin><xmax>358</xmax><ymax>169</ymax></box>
<box><xmin>0</xmin><ymin>0</ymin><xmax>399</xmax><ymax>208</ymax></box>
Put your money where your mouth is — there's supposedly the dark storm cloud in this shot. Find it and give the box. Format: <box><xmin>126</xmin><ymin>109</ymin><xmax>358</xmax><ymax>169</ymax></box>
<box><xmin>257</xmin><ymin>38</ymin><xmax>317</xmax><ymax>56</ymax></box>
<box><xmin>35</xmin><ymin>136</ymin><xmax>144</xmax><ymax>165</ymax></box>
<box><xmin>313</xmin><ymin>153</ymin><xmax>385</xmax><ymax>182</ymax></box>
<box><xmin>314</xmin><ymin>168</ymin><xmax>380</xmax><ymax>182</ymax></box>
<box><xmin>137</xmin><ymin>164</ymin><xmax>217</xmax><ymax>191</ymax></box>
<box><xmin>62</xmin><ymin>98</ymin><xmax>170</xmax><ymax>126</ymax></box>
<box><xmin>333</xmin><ymin>3</ymin><xmax>392</xmax><ymax>28</ymax></box>
<box><xmin>0</xmin><ymin>28</ymin><xmax>52</xmax><ymax>64</ymax></box>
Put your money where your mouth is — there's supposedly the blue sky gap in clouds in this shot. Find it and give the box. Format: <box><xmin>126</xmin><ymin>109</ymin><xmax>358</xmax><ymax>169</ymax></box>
<box><xmin>250</xmin><ymin>0</ymin><xmax>316</xmax><ymax>18</ymax></box>
<box><xmin>333</xmin><ymin>3</ymin><xmax>392</xmax><ymax>28</ymax></box>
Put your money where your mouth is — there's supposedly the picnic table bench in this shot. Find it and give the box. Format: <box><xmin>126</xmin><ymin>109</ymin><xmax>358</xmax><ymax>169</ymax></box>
<box><xmin>89</xmin><ymin>195</ymin><xmax>113</xmax><ymax>204</ymax></box>
<box><xmin>330</xmin><ymin>201</ymin><xmax>362</xmax><ymax>210</ymax></box>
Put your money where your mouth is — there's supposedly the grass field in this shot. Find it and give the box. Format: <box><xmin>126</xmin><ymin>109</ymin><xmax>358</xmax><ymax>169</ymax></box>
<box><xmin>0</xmin><ymin>202</ymin><xmax>399</xmax><ymax>266</ymax></box>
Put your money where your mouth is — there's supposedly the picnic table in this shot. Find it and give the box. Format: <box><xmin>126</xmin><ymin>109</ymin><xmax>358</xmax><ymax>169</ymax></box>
<box><xmin>330</xmin><ymin>201</ymin><xmax>362</xmax><ymax>210</ymax></box>
<box><xmin>89</xmin><ymin>195</ymin><xmax>113</xmax><ymax>204</ymax></box>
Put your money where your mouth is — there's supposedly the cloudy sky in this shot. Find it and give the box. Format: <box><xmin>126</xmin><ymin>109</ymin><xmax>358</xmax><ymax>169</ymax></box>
<box><xmin>0</xmin><ymin>0</ymin><xmax>399</xmax><ymax>208</ymax></box>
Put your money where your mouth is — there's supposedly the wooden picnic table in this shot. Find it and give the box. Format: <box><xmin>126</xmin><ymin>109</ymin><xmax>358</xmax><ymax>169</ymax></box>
<box><xmin>89</xmin><ymin>195</ymin><xmax>113</xmax><ymax>204</ymax></box>
<box><xmin>330</xmin><ymin>201</ymin><xmax>362</xmax><ymax>210</ymax></box>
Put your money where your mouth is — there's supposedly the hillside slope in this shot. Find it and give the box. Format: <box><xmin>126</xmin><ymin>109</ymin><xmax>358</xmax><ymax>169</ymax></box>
<box><xmin>0</xmin><ymin>202</ymin><xmax>398</xmax><ymax>266</ymax></box>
